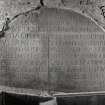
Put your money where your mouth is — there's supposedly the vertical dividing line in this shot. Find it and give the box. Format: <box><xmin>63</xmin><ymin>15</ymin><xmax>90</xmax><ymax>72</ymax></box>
<box><xmin>48</xmin><ymin>32</ymin><xmax>50</xmax><ymax>94</ymax></box>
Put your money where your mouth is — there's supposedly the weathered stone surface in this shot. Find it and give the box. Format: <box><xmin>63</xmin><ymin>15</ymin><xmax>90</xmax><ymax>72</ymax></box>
<box><xmin>43</xmin><ymin>0</ymin><xmax>105</xmax><ymax>30</ymax></box>
<box><xmin>0</xmin><ymin>0</ymin><xmax>105</xmax><ymax>31</ymax></box>
<box><xmin>0</xmin><ymin>7</ymin><xmax>105</xmax><ymax>93</ymax></box>
<box><xmin>0</xmin><ymin>0</ymin><xmax>40</xmax><ymax>30</ymax></box>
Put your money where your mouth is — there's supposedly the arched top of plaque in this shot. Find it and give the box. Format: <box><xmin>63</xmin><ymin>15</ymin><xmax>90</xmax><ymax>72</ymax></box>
<box><xmin>0</xmin><ymin>7</ymin><xmax>105</xmax><ymax>94</ymax></box>
<box><xmin>7</xmin><ymin>7</ymin><xmax>105</xmax><ymax>34</ymax></box>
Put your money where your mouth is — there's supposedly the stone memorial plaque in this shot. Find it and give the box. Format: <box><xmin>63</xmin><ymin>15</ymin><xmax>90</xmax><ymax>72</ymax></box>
<box><xmin>0</xmin><ymin>7</ymin><xmax>105</xmax><ymax>93</ymax></box>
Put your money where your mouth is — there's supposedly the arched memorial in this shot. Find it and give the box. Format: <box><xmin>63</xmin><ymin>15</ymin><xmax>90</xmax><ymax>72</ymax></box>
<box><xmin>0</xmin><ymin>7</ymin><xmax>105</xmax><ymax>93</ymax></box>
